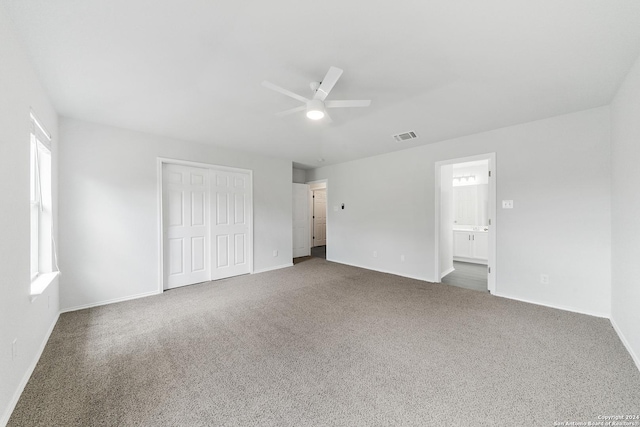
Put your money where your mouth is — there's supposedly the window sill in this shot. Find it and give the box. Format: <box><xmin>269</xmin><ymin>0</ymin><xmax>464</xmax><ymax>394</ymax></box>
<box><xmin>30</xmin><ymin>272</ymin><xmax>59</xmax><ymax>302</ymax></box>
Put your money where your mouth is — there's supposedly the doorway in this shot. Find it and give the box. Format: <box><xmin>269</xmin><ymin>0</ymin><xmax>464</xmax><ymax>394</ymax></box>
<box><xmin>434</xmin><ymin>154</ymin><xmax>496</xmax><ymax>293</ymax></box>
<box><xmin>158</xmin><ymin>159</ymin><xmax>253</xmax><ymax>291</ymax></box>
<box><xmin>308</xmin><ymin>180</ymin><xmax>328</xmax><ymax>260</ymax></box>
<box><xmin>311</xmin><ymin>188</ymin><xmax>327</xmax><ymax>259</ymax></box>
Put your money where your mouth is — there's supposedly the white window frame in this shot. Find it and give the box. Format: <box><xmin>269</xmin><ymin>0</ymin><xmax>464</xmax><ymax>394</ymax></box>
<box><xmin>29</xmin><ymin>112</ymin><xmax>58</xmax><ymax>297</ymax></box>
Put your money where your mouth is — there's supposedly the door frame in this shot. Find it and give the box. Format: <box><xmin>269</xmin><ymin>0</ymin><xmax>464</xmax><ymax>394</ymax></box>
<box><xmin>157</xmin><ymin>157</ymin><xmax>254</xmax><ymax>292</ymax></box>
<box><xmin>434</xmin><ymin>153</ymin><xmax>497</xmax><ymax>294</ymax></box>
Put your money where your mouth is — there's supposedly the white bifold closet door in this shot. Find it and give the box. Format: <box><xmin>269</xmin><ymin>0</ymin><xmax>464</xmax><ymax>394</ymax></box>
<box><xmin>210</xmin><ymin>170</ymin><xmax>251</xmax><ymax>280</ymax></box>
<box><xmin>163</xmin><ymin>163</ymin><xmax>251</xmax><ymax>289</ymax></box>
<box><xmin>163</xmin><ymin>164</ymin><xmax>210</xmax><ymax>289</ymax></box>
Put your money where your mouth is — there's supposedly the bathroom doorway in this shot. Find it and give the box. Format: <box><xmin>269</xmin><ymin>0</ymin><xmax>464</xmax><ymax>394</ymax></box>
<box><xmin>434</xmin><ymin>154</ymin><xmax>496</xmax><ymax>293</ymax></box>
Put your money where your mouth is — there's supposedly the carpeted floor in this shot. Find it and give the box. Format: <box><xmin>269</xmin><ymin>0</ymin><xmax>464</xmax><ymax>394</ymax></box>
<box><xmin>8</xmin><ymin>258</ymin><xmax>640</xmax><ymax>426</ymax></box>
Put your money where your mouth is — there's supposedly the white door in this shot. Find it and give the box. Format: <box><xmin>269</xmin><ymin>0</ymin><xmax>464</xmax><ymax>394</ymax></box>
<box><xmin>313</xmin><ymin>189</ymin><xmax>327</xmax><ymax>246</ymax></box>
<box><xmin>292</xmin><ymin>183</ymin><xmax>310</xmax><ymax>258</ymax></box>
<box><xmin>211</xmin><ymin>170</ymin><xmax>251</xmax><ymax>280</ymax></box>
<box><xmin>163</xmin><ymin>164</ymin><xmax>210</xmax><ymax>289</ymax></box>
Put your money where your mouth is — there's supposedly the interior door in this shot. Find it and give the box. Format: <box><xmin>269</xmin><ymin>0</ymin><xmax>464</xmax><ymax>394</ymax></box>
<box><xmin>313</xmin><ymin>189</ymin><xmax>327</xmax><ymax>246</ymax></box>
<box><xmin>211</xmin><ymin>170</ymin><xmax>251</xmax><ymax>280</ymax></box>
<box><xmin>292</xmin><ymin>183</ymin><xmax>310</xmax><ymax>257</ymax></box>
<box><xmin>163</xmin><ymin>164</ymin><xmax>210</xmax><ymax>289</ymax></box>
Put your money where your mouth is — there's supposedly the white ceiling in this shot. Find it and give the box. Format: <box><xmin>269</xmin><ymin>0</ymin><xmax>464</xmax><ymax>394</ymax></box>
<box><xmin>4</xmin><ymin>0</ymin><xmax>640</xmax><ymax>168</ymax></box>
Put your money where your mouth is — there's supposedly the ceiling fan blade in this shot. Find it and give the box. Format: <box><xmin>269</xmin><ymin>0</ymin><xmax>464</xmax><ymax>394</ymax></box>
<box><xmin>262</xmin><ymin>81</ymin><xmax>309</xmax><ymax>104</ymax></box>
<box><xmin>323</xmin><ymin>111</ymin><xmax>333</xmax><ymax>123</ymax></box>
<box><xmin>325</xmin><ymin>100</ymin><xmax>372</xmax><ymax>108</ymax></box>
<box><xmin>276</xmin><ymin>105</ymin><xmax>306</xmax><ymax>117</ymax></box>
<box><xmin>313</xmin><ymin>66</ymin><xmax>343</xmax><ymax>101</ymax></box>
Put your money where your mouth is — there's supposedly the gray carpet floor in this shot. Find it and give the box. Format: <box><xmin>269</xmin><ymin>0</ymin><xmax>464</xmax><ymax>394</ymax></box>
<box><xmin>8</xmin><ymin>258</ymin><xmax>640</xmax><ymax>426</ymax></box>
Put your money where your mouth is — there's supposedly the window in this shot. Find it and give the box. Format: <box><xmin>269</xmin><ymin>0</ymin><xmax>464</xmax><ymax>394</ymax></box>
<box><xmin>30</xmin><ymin>112</ymin><xmax>57</xmax><ymax>296</ymax></box>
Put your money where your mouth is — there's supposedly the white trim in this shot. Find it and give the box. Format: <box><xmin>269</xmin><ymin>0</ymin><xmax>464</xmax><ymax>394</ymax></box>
<box><xmin>0</xmin><ymin>312</ymin><xmax>59</xmax><ymax>427</ymax></box>
<box><xmin>440</xmin><ymin>266</ymin><xmax>455</xmax><ymax>280</ymax></box>
<box><xmin>157</xmin><ymin>157</ymin><xmax>250</xmax><ymax>174</ymax></box>
<box><xmin>434</xmin><ymin>153</ymin><xmax>496</xmax><ymax>293</ymax></box>
<box><xmin>29</xmin><ymin>110</ymin><xmax>52</xmax><ymax>141</ymax></box>
<box><xmin>30</xmin><ymin>271</ymin><xmax>59</xmax><ymax>301</ymax></box>
<box><xmin>610</xmin><ymin>317</ymin><xmax>640</xmax><ymax>373</ymax></box>
<box><xmin>157</xmin><ymin>159</ymin><xmax>164</xmax><ymax>294</ymax></box>
<box><xmin>327</xmin><ymin>258</ymin><xmax>429</xmax><ymax>282</ymax></box>
<box><xmin>60</xmin><ymin>290</ymin><xmax>161</xmax><ymax>314</ymax></box>
<box><xmin>492</xmin><ymin>291</ymin><xmax>610</xmax><ymax>319</ymax></box>
<box><xmin>305</xmin><ymin>178</ymin><xmax>329</xmax><ymax>190</ymax></box>
<box><xmin>253</xmin><ymin>263</ymin><xmax>294</xmax><ymax>274</ymax></box>
<box><xmin>157</xmin><ymin>157</ymin><xmax>254</xmax><ymax>293</ymax></box>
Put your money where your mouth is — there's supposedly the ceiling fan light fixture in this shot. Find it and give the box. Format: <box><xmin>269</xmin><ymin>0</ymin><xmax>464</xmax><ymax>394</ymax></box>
<box><xmin>306</xmin><ymin>99</ymin><xmax>325</xmax><ymax>120</ymax></box>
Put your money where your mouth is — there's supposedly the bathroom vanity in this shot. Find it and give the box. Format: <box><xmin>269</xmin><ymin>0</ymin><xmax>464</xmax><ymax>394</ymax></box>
<box><xmin>453</xmin><ymin>227</ymin><xmax>488</xmax><ymax>264</ymax></box>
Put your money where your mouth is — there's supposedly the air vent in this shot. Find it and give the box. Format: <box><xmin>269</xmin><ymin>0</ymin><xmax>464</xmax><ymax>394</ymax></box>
<box><xmin>392</xmin><ymin>131</ymin><xmax>418</xmax><ymax>142</ymax></box>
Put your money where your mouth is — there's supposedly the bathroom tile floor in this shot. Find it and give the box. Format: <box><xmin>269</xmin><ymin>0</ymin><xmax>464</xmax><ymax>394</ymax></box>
<box><xmin>442</xmin><ymin>261</ymin><xmax>488</xmax><ymax>292</ymax></box>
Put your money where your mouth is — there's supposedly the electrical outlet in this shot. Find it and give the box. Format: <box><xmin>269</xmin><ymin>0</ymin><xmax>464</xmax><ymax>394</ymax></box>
<box><xmin>540</xmin><ymin>274</ymin><xmax>549</xmax><ymax>285</ymax></box>
<box><xmin>12</xmin><ymin>339</ymin><xmax>17</xmax><ymax>360</ymax></box>
<box><xmin>373</xmin><ymin>251</ymin><xmax>378</xmax><ymax>258</ymax></box>
<box><xmin>273</xmin><ymin>250</ymin><xmax>278</xmax><ymax>257</ymax></box>
<box><xmin>400</xmin><ymin>254</ymin><xmax>405</xmax><ymax>262</ymax></box>
<box><xmin>502</xmin><ymin>200</ymin><xmax>514</xmax><ymax>209</ymax></box>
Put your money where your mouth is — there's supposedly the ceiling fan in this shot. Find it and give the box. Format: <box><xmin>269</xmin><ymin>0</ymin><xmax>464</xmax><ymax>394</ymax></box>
<box><xmin>262</xmin><ymin>66</ymin><xmax>371</xmax><ymax>122</ymax></box>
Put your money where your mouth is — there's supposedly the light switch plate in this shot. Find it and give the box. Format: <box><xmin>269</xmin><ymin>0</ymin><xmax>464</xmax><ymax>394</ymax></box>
<box><xmin>502</xmin><ymin>200</ymin><xmax>514</xmax><ymax>209</ymax></box>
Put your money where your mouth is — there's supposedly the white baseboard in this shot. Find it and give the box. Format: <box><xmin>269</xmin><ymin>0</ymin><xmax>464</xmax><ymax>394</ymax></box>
<box><xmin>1</xmin><ymin>312</ymin><xmax>60</xmax><ymax>427</ymax></box>
<box><xmin>326</xmin><ymin>258</ymin><xmax>429</xmax><ymax>282</ymax></box>
<box><xmin>440</xmin><ymin>266</ymin><xmax>455</xmax><ymax>280</ymax></box>
<box><xmin>253</xmin><ymin>263</ymin><xmax>294</xmax><ymax>274</ymax></box>
<box><xmin>492</xmin><ymin>291</ymin><xmax>610</xmax><ymax>319</ymax></box>
<box><xmin>60</xmin><ymin>290</ymin><xmax>162</xmax><ymax>314</ymax></box>
<box><xmin>610</xmin><ymin>317</ymin><xmax>640</xmax><ymax>373</ymax></box>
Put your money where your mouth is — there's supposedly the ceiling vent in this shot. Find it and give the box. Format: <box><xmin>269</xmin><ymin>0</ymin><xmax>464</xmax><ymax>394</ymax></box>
<box><xmin>392</xmin><ymin>131</ymin><xmax>418</xmax><ymax>142</ymax></box>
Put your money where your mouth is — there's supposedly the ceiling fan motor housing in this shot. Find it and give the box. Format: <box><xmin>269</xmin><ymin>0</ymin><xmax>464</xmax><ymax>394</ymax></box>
<box><xmin>306</xmin><ymin>99</ymin><xmax>325</xmax><ymax>120</ymax></box>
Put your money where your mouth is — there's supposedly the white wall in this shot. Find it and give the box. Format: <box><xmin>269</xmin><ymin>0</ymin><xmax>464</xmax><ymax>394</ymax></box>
<box><xmin>292</xmin><ymin>167</ymin><xmax>306</xmax><ymax>184</ymax></box>
<box><xmin>439</xmin><ymin>165</ymin><xmax>454</xmax><ymax>277</ymax></box>
<box><xmin>308</xmin><ymin>107</ymin><xmax>612</xmax><ymax>317</ymax></box>
<box><xmin>58</xmin><ymin>118</ymin><xmax>293</xmax><ymax>311</ymax></box>
<box><xmin>0</xmin><ymin>7</ymin><xmax>60</xmax><ymax>425</ymax></box>
<box><xmin>611</xmin><ymin>52</ymin><xmax>640</xmax><ymax>369</ymax></box>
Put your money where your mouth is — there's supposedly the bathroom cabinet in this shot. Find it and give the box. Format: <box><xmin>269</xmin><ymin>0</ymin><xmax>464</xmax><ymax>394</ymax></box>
<box><xmin>453</xmin><ymin>230</ymin><xmax>488</xmax><ymax>264</ymax></box>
